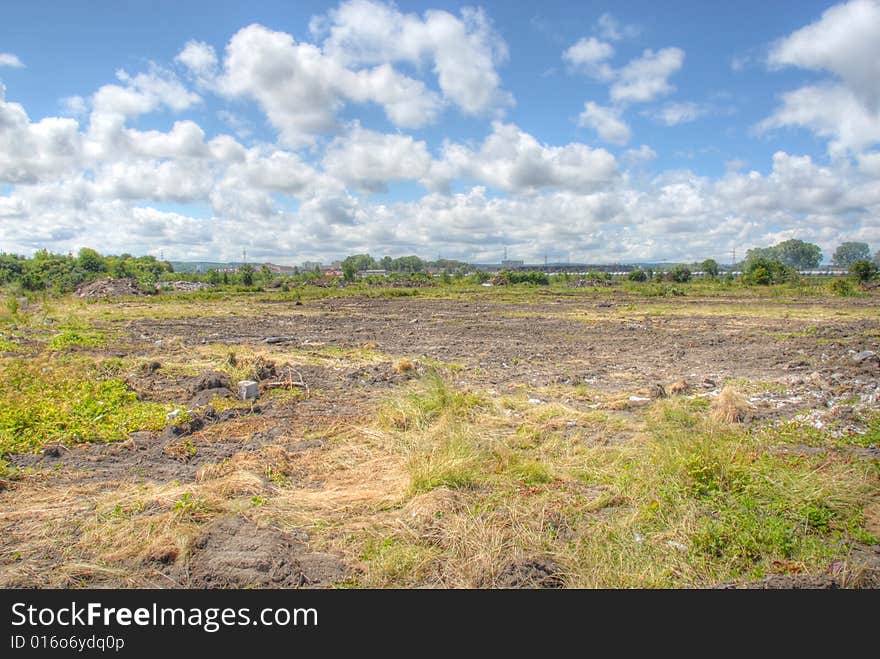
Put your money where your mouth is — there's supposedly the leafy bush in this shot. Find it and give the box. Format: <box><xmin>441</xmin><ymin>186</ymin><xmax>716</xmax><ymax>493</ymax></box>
<box><xmin>829</xmin><ymin>278</ymin><xmax>857</xmax><ymax>297</ymax></box>
<box><xmin>666</xmin><ymin>265</ymin><xmax>692</xmax><ymax>283</ymax></box>
<box><xmin>498</xmin><ymin>270</ymin><xmax>549</xmax><ymax>285</ymax></box>
<box><xmin>628</xmin><ymin>269</ymin><xmax>648</xmax><ymax>282</ymax></box>
<box><xmin>700</xmin><ymin>259</ymin><xmax>720</xmax><ymax>277</ymax></box>
<box><xmin>849</xmin><ymin>259</ymin><xmax>878</xmax><ymax>283</ymax></box>
<box><xmin>741</xmin><ymin>257</ymin><xmax>797</xmax><ymax>285</ymax></box>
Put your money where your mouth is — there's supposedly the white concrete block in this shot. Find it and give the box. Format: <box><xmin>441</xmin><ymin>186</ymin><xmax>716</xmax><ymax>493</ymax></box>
<box><xmin>238</xmin><ymin>380</ymin><xmax>259</xmax><ymax>400</ymax></box>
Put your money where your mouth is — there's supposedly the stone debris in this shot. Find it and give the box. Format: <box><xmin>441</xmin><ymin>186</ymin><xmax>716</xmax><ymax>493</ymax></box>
<box><xmin>75</xmin><ymin>277</ymin><xmax>144</xmax><ymax>298</ymax></box>
<box><xmin>161</xmin><ymin>281</ymin><xmax>213</xmax><ymax>292</ymax></box>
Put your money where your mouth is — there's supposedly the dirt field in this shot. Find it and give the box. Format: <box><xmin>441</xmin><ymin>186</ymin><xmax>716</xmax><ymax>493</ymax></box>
<box><xmin>1</xmin><ymin>286</ymin><xmax>878</xmax><ymax>588</ymax></box>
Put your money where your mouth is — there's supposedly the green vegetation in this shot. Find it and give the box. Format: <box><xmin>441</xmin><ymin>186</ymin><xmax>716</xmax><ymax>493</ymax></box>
<box><xmin>741</xmin><ymin>256</ymin><xmax>799</xmax><ymax>285</ymax></box>
<box><xmin>849</xmin><ymin>259</ymin><xmax>878</xmax><ymax>283</ymax></box>
<box><xmin>0</xmin><ymin>355</ymin><xmax>173</xmax><ymax>455</ymax></box>
<box><xmin>746</xmin><ymin>239</ymin><xmax>822</xmax><ymax>269</ymax></box>
<box><xmin>700</xmin><ymin>259</ymin><xmax>720</xmax><ymax>277</ymax></box>
<box><xmin>365</xmin><ymin>377</ymin><xmax>877</xmax><ymax>587</ymax></box>
<box><xmin>497</xmin><ymin>270</ymin><xmax>550</xmax><ymax>285</ymax></box>
<box><xmin>833</xmin><ymin>241</ymin><xmax>871</xmax><ymax>267</ymax></box>
<box><xmin>0</xmin><ymin>249</ymin><xmax>173</xmax><ymax>293</ymax></box>
<box><xmin>666</xmin><ymin>264</ymin><xmax>692</xmax><ymax>283</ymax></box>
<box><xmin>47</xmin><ymin>323</ymin><xmax>107</xmax><ymax>351</ymax></box>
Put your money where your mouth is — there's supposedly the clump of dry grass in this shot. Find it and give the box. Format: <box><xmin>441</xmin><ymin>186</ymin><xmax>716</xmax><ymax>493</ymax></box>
<box><xmin>667</xmin><ymin>379</ymin><xmax>690</xmax><ymax>396</ymax></box>
<box><xmin>711</xmin><ymin>386</ymin><xmax>751</xmax><ymax>423</ymax></box>
<box><xmin>392</xmin><ymin>358</ymin><xmax>416</xmax><ymax>374</ymax></box>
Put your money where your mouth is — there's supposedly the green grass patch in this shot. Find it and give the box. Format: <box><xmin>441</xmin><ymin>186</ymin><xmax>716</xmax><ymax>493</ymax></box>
<box><xmin>0</xmin><ymin>355</ymin><xmax>174</xmax><ymax>455</ymax></box>
<box><xmin>0</xmin><ymin>336</ymin><xmax>21</xmax><ymax>351</ymax></box>
<box><xmin>47</xmin><ymin>323</ymin><xmax>106</xmax><ymax>351</ymax></box>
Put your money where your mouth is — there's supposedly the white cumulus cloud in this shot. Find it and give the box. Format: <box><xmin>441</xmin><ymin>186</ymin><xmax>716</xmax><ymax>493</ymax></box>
<box><xmin>578</xmin><ymin>102</ymin><xmax>631</xmax><ymax>145</ymax></box>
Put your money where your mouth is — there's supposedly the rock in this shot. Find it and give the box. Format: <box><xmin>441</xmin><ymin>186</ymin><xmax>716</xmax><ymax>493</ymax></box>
<box><xmin>852</xmin><ymin>350</ymin><xmax>878</xmax><ymax>364</ymax></box>
<box><xmin>264</xmin><ymin>336</ymin><xmax>294</xmax><ymax>345</ymax></box>
<box><xmin>238</xmin><ymin>380</ymin><xmax>259</xmax><ymax>400</ymax></box>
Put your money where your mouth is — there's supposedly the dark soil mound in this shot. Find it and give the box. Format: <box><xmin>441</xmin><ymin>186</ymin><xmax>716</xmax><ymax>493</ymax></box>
<box><xmin>495</xmin><ymin>558</ymin><xmax>564</xmax><ymax>588</ymax></box>
<box><xmin>181</xmin><ymin>516</ymin><xmax>347</xmax><ymax>588</ymax></box>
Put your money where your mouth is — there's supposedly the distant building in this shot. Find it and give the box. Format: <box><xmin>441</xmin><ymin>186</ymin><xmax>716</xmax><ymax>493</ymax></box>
<box><xmin>500</xmin><ymin>260</ymin><xmax>524</xmax><ymax>269</ymax></box>
<box><xmin>357</xmin><ymin>269</ymin><xmax>389</xmax><ymax>278</ymax></box>
<box><xmin>302</xmin><ymin>261</ymin><xmax>322</xmax><ymax>270</ymax></box>
<box><xmin>319</xmin><ymin>265</ymin><xmax>343</xmax><ymax>277</ymax></box>
<box><xmin>262</xmin><ymin>263</ymin><xmax>296</xmax><ymax>274</ymax></box>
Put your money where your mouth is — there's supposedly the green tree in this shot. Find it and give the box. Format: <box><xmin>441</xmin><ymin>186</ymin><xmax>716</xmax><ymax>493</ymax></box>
<box><xmin>238</xmin><ymin>264</ymin><xmax>255</xmax><ymax>286</ymax></box>
<box><xmin>341</xmin><ymin>254</ymin><xmax>377</xmax><ymax>279</ymax></box>
<box><xmin>774</xmin><ymin>239</ymin><xmax>822</xmax><ymax>269</ymax></box>
<box><xmin>628</xmin><ymin>269</ymin><xmax>648</xmax><ymax>282</ymax></box>
<box><xmin>77</xmin><ymin>248</ymin><xmax>107</xmax><ymax>273</ymax></box>
<box><xmin>833</xmin><ymin>242</ymin><xmax>871</xmax><ymax>267</ymax></box>
<box><xmin>666</xmin><ymin>265</ymin><xmax>691</xmax><ymax>283</ymax></box>
<box><xmin>700</xmin><ymin>259</ymin><xmax>719</xmax><ymax>277</ymax></box>
<box><xmin>207</xmin><ymin>269</ymin><xmax>220</xmax><ymax>285</ymax></box>
<box><xmin>746</xmin><ymin>239</ymin><xmax>822</xmax><ymax>269</ymax></box>
<box><xmin>390</xmin><ymin>255</ymin><xmax>425</xmax><ymax>273</ymax></box>
<box><xmin>260</xmin><ymin>264</ymin><xmax>273</xmax><ymax>286</ymax></box>
<box><xmin>342</xmin><ymin>261</ymin><xmax>357</xmax><ymax>282</ymax></box>
<box><xmin>742</xmin><ymin>257</ymin><xmax>796</xmax><ymax>285</ymax></box>
<box><xmin>849</xmin><ymin>259</ymin><xmax>878</xmax><ymax>282</ymax></box>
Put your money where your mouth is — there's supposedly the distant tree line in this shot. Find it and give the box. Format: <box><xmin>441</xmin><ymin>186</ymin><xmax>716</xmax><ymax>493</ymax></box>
<box><xmin>340</xmin><ymin>253</ymin><xmax>473</xmax><ymax>281</ymax></box>
<box><xmin>0</xmin><ymin>249</ymin><xmax>174</xmax><ymax>293</ymax></box>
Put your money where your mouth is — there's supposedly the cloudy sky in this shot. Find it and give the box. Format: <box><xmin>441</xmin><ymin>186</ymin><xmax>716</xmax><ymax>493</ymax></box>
<box><xmin>1</xmin><ymin>0</ymin><xmax>879</xmax><ymax>264</ymax></box>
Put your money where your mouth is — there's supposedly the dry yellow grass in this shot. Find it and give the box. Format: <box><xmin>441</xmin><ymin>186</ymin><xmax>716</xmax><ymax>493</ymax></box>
<box><xmin>710</xmin><ymin>386</ymin><xmax>752</xmax><ymax>423</ymax></box>
<box><xmin>667</xmin><ymin>379</ymin><xmax>690</xmax><ymax>396</ymax></box>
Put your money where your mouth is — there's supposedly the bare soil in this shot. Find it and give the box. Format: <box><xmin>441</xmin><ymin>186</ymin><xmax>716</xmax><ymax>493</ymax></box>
<box><xmin>2</xmin><ymin>292</ymin><xmax>878</xmax><ymax>588</ymax></box>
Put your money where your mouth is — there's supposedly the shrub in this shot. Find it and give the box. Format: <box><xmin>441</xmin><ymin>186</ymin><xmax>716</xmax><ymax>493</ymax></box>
<box><xmin>628</xmin><ymin>269</ymin><xmax>648</xmax><ymax>282</ymax></box>
<box><xmin>666</xmin><ymin>265</ymin><xmax>691</xmax><ymax>283</ymax></box>
<box><xmin>700</xmin><ymin>259</ymin><xmax>720</xmax><ymax>277</ymax></box>
<box><xmin>849</xmin><ymin>259</ymin><xmax>878</xmax><ymax>283</ymax></box>
<box><xmin>741</xmin><ymin>257</ymin><xmax>797</xmax><ymax>286</ymax></box>
<box><xmin>499</xmin><ymin>270</ymin><xmax>549</xmax><ymax>285</ymax></box>
<box><xmin>830</xmin><ymin>278</ymin><xmax>857</xmax><ymax>297</ymax></box>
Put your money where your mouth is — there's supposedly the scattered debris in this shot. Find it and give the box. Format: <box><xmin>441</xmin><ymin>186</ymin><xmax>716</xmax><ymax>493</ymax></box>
<box><xmin>75</xmin><ymin>277</ymin><xmax>145</xmax><ymax>299</ymax></box>
<box><xmin>263</xmin><ymin>367</ymin><xmax>310</xmax><ymax>397</ymax></box>
<box><xmin>851</xmin><ymin>350</ymin><xmax>878</xmax><ymax>364</ymax></box>
<box><xmin>161</xmin><ymin>281</ymin><xmax>212</xmax><ymax>292</ymax></box>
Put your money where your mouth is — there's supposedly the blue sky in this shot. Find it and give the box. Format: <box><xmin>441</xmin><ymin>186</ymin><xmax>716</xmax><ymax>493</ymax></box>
<box><xmin>1</xmin><ymin>0</ymin><xmax>879</xmax><ymax>264</ymax></box>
